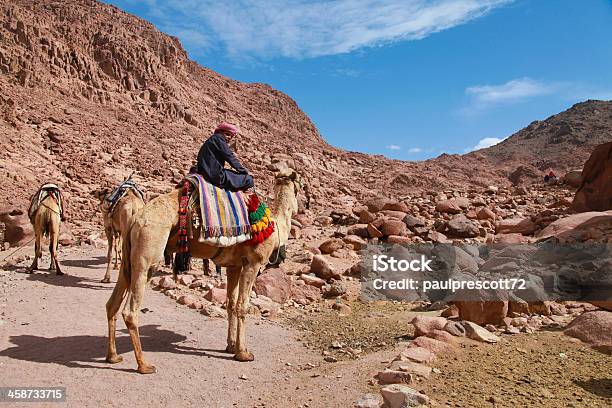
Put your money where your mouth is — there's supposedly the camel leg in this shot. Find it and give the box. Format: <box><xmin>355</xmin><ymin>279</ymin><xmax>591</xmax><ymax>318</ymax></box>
<box><xmin>122</xmin><ymin>259</ymin><xmax>156</xmax><ymax>374</ymax></box>
<box><xmin>28</xmin><ymin>230</ymin><xmax>41</xmax><ymax>272</ymax></box>
<box><xmin>102</xmin><ymin>228</ymin><xmax>113</xmax><ymax>283</ymax></box>
<box><xmin>225</xmin><ymin>265</ymin><xmax>241</xmax><ymax>353</ymax></box>
<box><xmin>49</xmin><ymin>229</ymin><xmax>63</xmax><ymax>275</ymax></box>
<box><xmin>113</xmin><ymin>235</ymin><xmax>121</xmax><ymax>270</ymax></box>
<box><xmin>106</xmin><ymin>271</ymin><xmax>129</xmax><ymax>363</ymax></box>
<box><xmin>234</xmin><ymin>264</ymin><xmax>259</xmax><ymax>362</ymax></box>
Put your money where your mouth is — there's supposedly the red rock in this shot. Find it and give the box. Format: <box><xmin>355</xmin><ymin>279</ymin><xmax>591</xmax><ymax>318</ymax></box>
<box><xmin>445</xmin><ymin>215</ymin><xmax>480</xmax><ymax>238</ymax></box>
<box><xmin>572</xmin><ymin>141</ymin><xmax>612</xmax><ymax>212</ymax></box>
<box><xmin>454</xmin><ymin>288</ymin><xmax>509</xmax><ymax>325</ymax></box>
<box><xmin>347</xmin><ymin>224</ymin><xmax>369</xmax><ymax>238</ymax></box>
<box><xmin>387</xmin><ymin>235</ymin><xmax>412</xmax><ymax>245</ymax></box>
<box><xmin>427</xmin><ymin>329</ymin><xmax>457</xmax><ymax>344</ymax></box>
<box><xmin>343</xmin><ymin>235</ymin><xmax>367</xmax><ymax>250</ymax></box>
<box><xmin>382</xmin><ymin>201</ymin><xmax>410</xmax><ymax>213</ymax></box>
<box><xmin>319</xmin><ymin>238</ymin><xmax>344</xmax><ymax>254</ymax></box>
<box><xmin>496</xmin><ymin>217</ymin><xmax>536</xmax><ymax>235</ymax></box>
<box><xmin>299</xmin><ymin>273</ymin><xmax>326</xmax><ymax>288</ymax></box>
<box><xmin>536</xmin><ymin>210</ymin><xmax>612</xmax><ymax>242</ymax></box>
<box><xmin>310</xmin><ymin>255</ymin><xmax>339</xmax><ymax>280</ymax></box>
<box><xmin>203</xmin><ymin>287</ymin><xmax>227</xmax><ymax>304</ymax></box>
<box><xmin>177</xmin><ymin>294</ymin><xmax>198</xmax><ymax>307</ymax></box>
<box><xmin>375</xmin><ymin>369</ymin><xmax>413</xmax><ymax>385</ymax></box>
<box><xmin>564</xmin><ymin>311</ymin><xmax>612</xmax><ymax>353</ymax></box>
<box><xmin>254</xmin><ymin>268</ymin><xmax>292</xmax><ymax>303</ymax></box>
<box><xmin>435</xmin><ymin>199</ymin><xmax>462</xmax><ymax>214</ymax></box>
<box><xmin>358</xmin><ymin>210</ymin><xmax>376</xmax><ymax>224</ymax></box>
<box><xmin>388</xmin><ymin>360</ymin><xmax>433</xmax><ymax>378</ymax></box>
<box><xmin>365</xmin><ymin>197</ymin><xmax>393</xmax><ymax>213</ymax></box>
<box><xmin>0</xmin><ymin>210</ymin><xmax>33</xmax><ymax>246</ymax></box>
<box><xmin>395</xmin><ymin>347</ymin><xmax>435</xmax><ymax>364</ymax></box>
<box><xmin>411</xmin><ymin>315</ymin><xmax>447</xmax><ymax>337</ymax></box>
<box><xmin>443</xmin><ymin>321</ymin><xmax>467</xmax><ymax>337</ymax></box>
<box><xmin>477</xmin><ymin>208</ymin><xmax>496</xmax><ymax>221</ymax></box>
<box><xmin>380</xmin><ymin>210</ymin><xmax>408</xmax><ymax>220</ymax></box>
<box><xmin>159</xmin><ymin>276</ymin><xmax>177</xmax><ymax>290</ymax></box>
<box><xmin>178</xmin><ymin>275</ymin><xmax>193</xmax><ymax>286</ymax></box>
<box><xmin>427</xmin><ymin>231</ymin><xmax>448</xmax><ymax>243</ymax></box>
<box><xmin>290</xmin><ymin>283</ymin><xmax>321</xmax><ymax>305</ymax></box>
<box><xmin>381</xmin><ymin>219</ymin><xmax>407</xmax><ymax>236</ymax></box>
<box><xmin>494</xmin><ymin>233</ymin><xmax>527</xmax><ymax>244</ymax></box>
<box><xmin>409</xmin><ymin>335</ymin><xmax>456</xmax><ymax>354</ymax></box>
<box><xmin>441</xmin><ymin>304</ymin><xmax>459</xmax><ymax>318</ymax></box>
<box><xmin>366</xmin><ymin>223</ymin><xmax>383</xmax><ymax>238</ymax></box>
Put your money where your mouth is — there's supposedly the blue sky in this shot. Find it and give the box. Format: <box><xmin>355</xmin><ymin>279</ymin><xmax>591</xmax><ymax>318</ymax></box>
<box><xmin>105</xmin><ymin>0</ymin><xmax>612</xmax><ymax>160</ymax></box>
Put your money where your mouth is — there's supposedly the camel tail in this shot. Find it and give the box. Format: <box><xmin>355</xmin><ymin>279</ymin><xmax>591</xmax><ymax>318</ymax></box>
<box><xmin>42</xmin><ymin>209</ymin><xmax>52</xmax><ymax>238</ymax></box>
<box><xmin>120</xmin><ymin>226</ymin><xmax>132</xmax><ymax>285</ymax></box>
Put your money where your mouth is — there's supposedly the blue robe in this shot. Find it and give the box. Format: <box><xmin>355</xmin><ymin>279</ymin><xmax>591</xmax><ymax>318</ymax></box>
<box><xmin>196</xmin><ymin>132</ymin><xmax>254</xmax><ymax>191</ymax></box>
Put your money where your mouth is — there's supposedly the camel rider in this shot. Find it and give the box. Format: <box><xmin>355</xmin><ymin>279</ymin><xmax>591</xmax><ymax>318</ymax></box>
<box><xmin>196</xmin><ymin>122</ymin><xmax>254</xmax><ymax>191</ymax></box>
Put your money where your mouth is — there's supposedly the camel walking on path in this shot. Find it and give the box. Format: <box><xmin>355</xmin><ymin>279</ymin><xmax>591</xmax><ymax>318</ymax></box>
<box><xmin>92</xmin><ymin>187</ymin><xmax>145</xmax><ymax>283</ymax></box>
<box><xmin>28</xmin><ymin>187</ymin><xmax>64</xmax><ymax>275</ymax></box>
<box><xmin>105</xmin><ymin>169</ymin><xmax>301</xmax><ymax>374</ymax></box>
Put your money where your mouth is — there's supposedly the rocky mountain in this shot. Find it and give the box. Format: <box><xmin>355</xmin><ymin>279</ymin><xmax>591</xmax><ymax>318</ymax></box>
<box><xmin>0</xmin><ymin>0</ymin><xmax>610</xmax><ymax>237</ymax></box>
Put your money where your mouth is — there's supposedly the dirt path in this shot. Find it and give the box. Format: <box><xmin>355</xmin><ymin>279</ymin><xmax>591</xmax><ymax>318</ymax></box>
<box><xmin>0</xmin><ymin>247</ymin><xmax>390</xmax><ymax>408</ymax></box>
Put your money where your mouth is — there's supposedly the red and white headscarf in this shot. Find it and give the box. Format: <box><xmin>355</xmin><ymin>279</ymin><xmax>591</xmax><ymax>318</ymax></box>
<box><xmin>215</xmin><ymin>122</ymin><xmax>238</xmax><ymax>135</ymax></box>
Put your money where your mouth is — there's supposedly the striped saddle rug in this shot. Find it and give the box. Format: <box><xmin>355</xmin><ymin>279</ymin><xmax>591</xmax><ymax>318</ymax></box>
<box><xmin>184</xmin><ymin>174</ymin><xmax>251</xmax><ymax>246</ymax></box>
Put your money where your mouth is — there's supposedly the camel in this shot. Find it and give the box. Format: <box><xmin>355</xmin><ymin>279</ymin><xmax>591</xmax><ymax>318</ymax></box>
<box><xmin>105</xmin><ymin>169</ymin><xmax>301</xmax><ymax>374</ymax></box>
<box><xmin>28</xmin><ymin>188</ymin><xmax>63</xmax><ymax>275</ymax></box>
<box><xmin>91</xmin><ymin>186</ymin><xmax>145</xmax><ymax>283</ymax></box>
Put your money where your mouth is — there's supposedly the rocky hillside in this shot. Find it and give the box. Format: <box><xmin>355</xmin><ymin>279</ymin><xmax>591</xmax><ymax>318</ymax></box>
<box><xmin>0</xmin><ymin>0</ymin><xmax>610</xmax><ymax>237</ymax></box>
<box><xmin>478</xmin><ymin>100</ymin><xmax>612</xmax><ymax>178</ymax></box>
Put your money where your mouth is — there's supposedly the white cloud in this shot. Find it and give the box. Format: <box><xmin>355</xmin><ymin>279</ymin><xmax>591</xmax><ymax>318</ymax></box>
<box><xmin>386</xmin><ymin>144</ymin><xmax>401</xmax><ymax>150</ymax></box>
<box><xmin>466</xmin><ymin>78</ymin><xmax>556</xmax><ymax>104</ymax></box>
<box><xmin>408</xmin><ymin>147</ymin><xmax>422</xmax><ymax>153</ymax></box>
<box><xmin>112</xmin><ymin>0</ymin><xmax>512</xmax><ymax>59</ymax></box>
<box><xmin>464</xmin><ymin>136</ymin><xmax>505</xmax><ymax>152</ymax></box>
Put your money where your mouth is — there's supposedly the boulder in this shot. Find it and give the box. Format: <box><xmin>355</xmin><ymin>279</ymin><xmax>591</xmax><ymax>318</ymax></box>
<box><xmin>381</xmin><ymin>219</ymin><xmax>408</xmax><ymax>237</ymax></box>
<box><xmin>395</xmin><ymin>347</ymin><xmax>435</xmax><ymax>364</ymax></box>
<box><xmin>0</xmin><ymin>210</ymin><xmax>33</xmax><ymax>246</ymax></box>
<box><xmin>435</xmin><ymin>199</ymin><xmax>462</xmax><ymax>214</ymax></box>
<box><xmin>536</xmin><ymin>210</ymin><xmax>612</xmax><ymax>242</ymax></box>
<box><xmin>411</xmin><ymin>316</ymin><xmax>447</xmax><ymax>337</ymax></box>
<box><xmin>203</xmin><ymin>287</ymin><xmax>227</xmax><ymax>304</ymax></box>
<box><xmin>365</xmin><ymin>197</ymin><xmax>393</xmax><ymax>213</ymax></box>
<box><xmin>445</xmin><ymin>215</ymin><xmax>480</xmax><ymax>238</ymax></box>
<box><xmin>564</xmin><ymin>311</ymin><xmax>612</xmax><ymax>354</ymax></box>
<box><xmin>366</xmin><ymin>223</ymin><xmax>383</xmax><ymax>238</ymax></box>
<box><xmin>563</xmin><ymin>169</ymin><xmax>582</xmax><ymax>188</ymax></box>
<box><xmin>388</xmin><ymin>361</ymin><xmax>433</xmax><ymax>378</ymax></box>
<box><xmin>319</xmin><ymin>238</ymin><xmax>344</xmax><ymax>254</ymax></box>
<box><xmin>496</xmin><ymin>217</ymin><xmax>536</xmax><ymax>235</ymax></box>
<box><xmin>380</xmin><ymin>210</ymin><xmax>409</xmax><ymax>220</ymax></box>
<box><xmin>355</xmin><ymin>394</ymin><xmax>382</xmax><ymax>408</ymax></box>
<box><xmin>443</xmin><ymin>321</ymin><xmax>467</xmax><ymax>337</ymax></box>
<box><xmin>299</xmin><ymin>273</ymin><xmax>326</xmax><ymax>288</ymax></box>
<box><xmin>572</xmin><ymin>141</ymin><xmax>612</xmax><ymax>212</ymax></box>
<box><xmin>462</xmin><ymin>321</ymin><xmax>500</xmax><ymax>343</ymax></box>
<box><xmin>476</xmin><ymin>208</ymin><xmax>496</xmax><ymax>221</ymax></box>
<box><xmin>375</xmin><ymin>369</ymin><xmax>413</xmax><ymax>385</ymax></box>
<box><xmin>290</xmin><ymin>283</ymin><xmax>321</xmax><ymax>305</ymax></box>
<box><xmin>310</xmin><ymin>255</ymin><xmax>340</xmax><ymax>280</ymax></box>
<box><xmin>254</xmin><ymin>268</ymin><xmax>292</xmax><ymax>303</ymax></box>
<box><xmin>402</xmin><ymin>215</ymin><xmax>425</xmax><ymax>229</ymax></box>
<box><xmin>343</xmin><ymin>235</ymin><xmax>367</xmax><ymax>250</ymax></box>
<box><xmin>380</xmin><ymin>384</ymin><xmax>429</xmax><ymax>408</ymax></box>
<box><xmin>409</xmin><ymin>336</ymin><xmax>455</xmax><ymax>354</ymax></box>
<box><xmin>383</xmin><ymin>201</ymin><xmax>410</xmax><ymax>213</ymax></box>
<box><xmin>347</xmin><ymin>224</ymin><xmax>369</xmax><ymax>238</ymax></box>
<box><xmin>454</xmin><ymin>288</ymin><xmax>509</xmax><ymax>325</ymax></box>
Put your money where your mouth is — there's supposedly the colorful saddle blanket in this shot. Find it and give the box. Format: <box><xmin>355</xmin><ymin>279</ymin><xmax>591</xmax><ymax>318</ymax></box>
<box><xmin>103</xmin><ymin>179</ymin><xmax>144</xmax><ymax>214</ymax></box>
<box><xmin>28</xmin><ymin>183</ymin><xmax>63</xmax><ymax>221</ymax></box>
<box><xmin>184</xmin><ymin>174</ymin><xmax>252</xmax><ymax>246</ymax></box>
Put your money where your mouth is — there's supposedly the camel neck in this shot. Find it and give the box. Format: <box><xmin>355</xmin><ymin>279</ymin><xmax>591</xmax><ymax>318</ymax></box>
<box><xmin>272</xmin><ymin>196</ymin><xmax>293</xmax><ymax>246</ymax></box>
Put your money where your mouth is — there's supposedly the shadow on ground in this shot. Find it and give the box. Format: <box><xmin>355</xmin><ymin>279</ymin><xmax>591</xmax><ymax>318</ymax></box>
<box><xmin>0</xmin><ymin>325</ymin><xmax>231</xmax><ymax>372</ymax></box>
<box><xmin>574</xmin><ymin>378</ymin><xmax>612</xmax><ymax>399</ymax></box>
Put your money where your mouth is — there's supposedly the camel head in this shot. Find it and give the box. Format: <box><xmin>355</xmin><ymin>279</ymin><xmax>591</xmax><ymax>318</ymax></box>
<box><xmin>273</xmin><ymin>168</ymin><xmax>301</xmax><ymax>217</ymax></box>
<box><xmin>90</xmin><ymin>187</ymin><xmax>111</xmax><ymax>202</ymax></box>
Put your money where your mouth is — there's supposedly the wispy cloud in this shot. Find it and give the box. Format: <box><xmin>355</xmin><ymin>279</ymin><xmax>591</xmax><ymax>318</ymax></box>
<box><xmin>408</xmin><ymin>147</ymin><xmax>422</xmax><ymax>153</ymax></box>
<box><xmin>464</xmin><ymin>136</ymin><xmax>505</xmax><ymax>152</ymax></box>
<box><xmin>386</xmin><ymin>144</ymin><xmax>401</xmax><ymax>150</ymax></box>
<box><xmin>466</xmin><ymin>77</ymin><xmax>556</xmax><ymax>104</ymax></box>
<box><xmin>110</xmin><ymin>0</ymin><xmax>512</xmax><ymax>59</ymax></box>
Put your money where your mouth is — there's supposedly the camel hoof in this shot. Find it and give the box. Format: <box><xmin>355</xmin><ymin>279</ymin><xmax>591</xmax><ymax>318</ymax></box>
<box><xmin>55</xmin><ymin>271</ymin><xmax>65</xmax><ymax>276</ymax></box>
<box><xmin>106</xmin><ymin>354</ymin><xmax>123</xmax><ymax>364</ymax></box>
<box><xmin>137</xmin><ymin>364</ymin><xmax>157</xmax><ymax>374</ymax></box>
<box><xmin>225</xmin><ymin>344</ymin><xmax>236</xmax><ymax>354</ymax></box>
<box><xmin>101</xmin><ymin>277</ymin><xmax>111</xmax><ymax>283</ymax></box>
<box><xmin>234</xmin><ymin>351</ymin><xmax>255</xmax><ymax>362</ymax></box>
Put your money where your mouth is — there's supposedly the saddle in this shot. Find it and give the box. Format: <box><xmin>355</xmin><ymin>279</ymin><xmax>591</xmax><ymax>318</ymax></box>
<box><xmin>28</xmin><ymin>183</ymin><xmax>64</xmax><ymax>222</ymax></box>
<box><xmin>103</xmin><ymin>178</ymin><xmax>145</xmax><ymax>215</ymax></box>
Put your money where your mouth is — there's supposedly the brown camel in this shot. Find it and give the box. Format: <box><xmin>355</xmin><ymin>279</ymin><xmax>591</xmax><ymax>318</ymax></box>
<box><xmin>105</xmin><ymin>169</ymin><xmax>301</xmax><ymax>374</ymax></box>
<box><xmin>92</xmin><ymin>187</ymin><xmax>145</xmax><ymax>283</ymax></box>
<box><xmin>28</xmin><ymin>191</ymin><xmax>63</xmax><ymax>275</ymax></box>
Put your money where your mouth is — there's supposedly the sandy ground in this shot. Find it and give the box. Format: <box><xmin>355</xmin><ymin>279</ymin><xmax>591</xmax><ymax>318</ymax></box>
<box><xmin>0</xmin><ymin>246</ymin><xmax>391</xmax><ymax>408</ymax></box>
